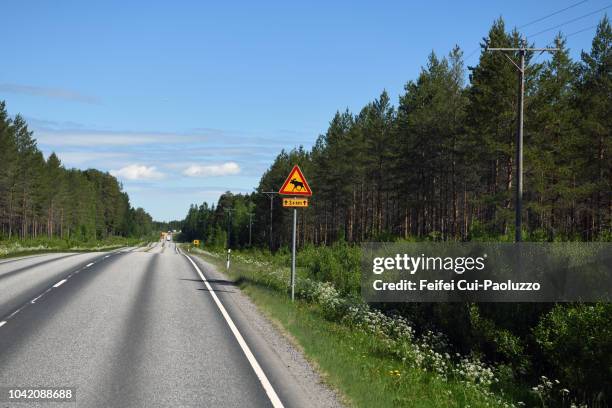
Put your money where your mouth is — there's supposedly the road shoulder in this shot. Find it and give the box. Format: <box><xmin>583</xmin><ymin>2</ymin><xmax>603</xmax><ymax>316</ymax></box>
<box><xmin>187</xmin><ymin>252</ymin><xmax>345</xmax><ymax>408</ymax></box>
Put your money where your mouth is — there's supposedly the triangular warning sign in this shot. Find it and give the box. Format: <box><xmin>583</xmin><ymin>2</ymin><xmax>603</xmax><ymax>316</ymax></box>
<box><xmin>279</xmin><ymin>165</ymin><xmax>312</xmax><ymax>196</ymax></box>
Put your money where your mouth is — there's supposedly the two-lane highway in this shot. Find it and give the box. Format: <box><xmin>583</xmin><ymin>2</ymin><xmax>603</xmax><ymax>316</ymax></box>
<box><xmin>0</xmin><ymin>243</ymin><xmax>334</xmax><ymax>407</ymax></box>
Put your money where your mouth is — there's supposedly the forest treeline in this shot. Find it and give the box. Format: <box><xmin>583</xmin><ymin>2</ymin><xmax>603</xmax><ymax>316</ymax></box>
<box><xmin>0</xmin><ymin>103</ymin><xmax>156</xmax><ymax>241</ymax></box>
<box><xmin>179</xmin><ymin>17</ymin><xmax>611</xmax><ymax>404</ymax></box>
<box><xmin>181</xmin><ymin>17</ymin><xmax>611</xmax><ymax>248</ymax></box>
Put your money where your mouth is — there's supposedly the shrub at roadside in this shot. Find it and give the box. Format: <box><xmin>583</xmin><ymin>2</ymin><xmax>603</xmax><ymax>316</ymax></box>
<box><xmin>299</xmin><ymin>241</ymin><xmax>361</xmax><ymax>294</ymax></box>
<box><xmin>534</xmin><ymin>303</ymin><xmax>612</xmax><ymax>406</ymax></box>
<box><xmin>200</xmin><ymin>244</ymin><xmax>610</xmax><ymax>407</ymax></box>
<box><xmin>202</xmin><ymin>247</ymin><xmax>519</xmax><ymax>406</ymax></box>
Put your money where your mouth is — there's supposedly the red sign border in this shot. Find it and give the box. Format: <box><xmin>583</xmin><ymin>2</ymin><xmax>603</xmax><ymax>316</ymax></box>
<box><xmin>279</xmin><ymin>165</ymin><xmax>312</xmax><ymax>196</ymax></box>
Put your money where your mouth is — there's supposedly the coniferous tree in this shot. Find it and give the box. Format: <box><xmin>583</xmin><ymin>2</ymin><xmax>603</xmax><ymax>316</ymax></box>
<box><xmin>0</xmin><ymin>103</ymin><xmax>156</xmax><ymax>241</ymax></box>
<box><xmin>574</xmin><ymin>16</ymin><xmax>611</xmax><ymax>239</ymax></box>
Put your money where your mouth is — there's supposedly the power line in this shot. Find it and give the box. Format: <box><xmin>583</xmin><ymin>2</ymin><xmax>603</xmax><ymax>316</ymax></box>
<box><xmin>532</xmin><ymin>24</ymin><xmax>598</xmax><ymax>64</ymax></box>
<box><xmin>543</xmin><ymin>23</ymin><xmax>599</xmax><ymax>46</ymax></box>
<box><xmin>527</xmin><ymin>4</ymin><xmax>612</xmax><ymax>38</ymax></box>
<box><xmin>566</xmin><ymin>24</ymin><xmax>598</xmax><ymax>36</ymax></box>
<box><xmin>465</xmin><ymin>46</ymin><xmax>481</xmax><ymax>62</ymax></box>
<box><xmin>519</xmin><ymin>0</ymin><xmax>589</xmax><ymax>29</ymax></box>
<box><xmin>464</xmin><ymin>2</ymin><xmax>598</xmax><ymax>64</ymax></box>
<box><xmin>465</xmin><ymin>1</ymin><xmax>589</xmax><ymax>63</ymax></box>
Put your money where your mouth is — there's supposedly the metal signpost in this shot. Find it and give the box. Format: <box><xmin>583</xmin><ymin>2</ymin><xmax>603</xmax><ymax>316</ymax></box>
<box><xmin>279</xmin><ymin>165</ymin><xmax>312</xmax><ymax>301</ymax></box>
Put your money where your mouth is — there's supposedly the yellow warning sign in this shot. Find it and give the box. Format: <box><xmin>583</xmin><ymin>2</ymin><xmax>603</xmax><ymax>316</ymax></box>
<box><xmin>193</xmin><ymin>240</ymin><xmax>200</xmax><ymax>246</ymax></box>
<box><xmin>283</xmin><ymin>198</ymin><xmax>309</xmax><ymax>207</ymax></box>
<box><xmin>279</xmin><ymin>165</ymin><xmax>312</xmax><ymax>196</ymax></box>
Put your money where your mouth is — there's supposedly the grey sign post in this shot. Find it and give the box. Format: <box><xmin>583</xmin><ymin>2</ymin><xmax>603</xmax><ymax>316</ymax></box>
<box><xmin>279</xmin><ymin>165</ymin><xmax>312</xmax><ymax>302</ymax></box>
<box><xmin>291</xmin><ymin>207</ymin><xmax>297</xmax><ymax>301</ymax></box>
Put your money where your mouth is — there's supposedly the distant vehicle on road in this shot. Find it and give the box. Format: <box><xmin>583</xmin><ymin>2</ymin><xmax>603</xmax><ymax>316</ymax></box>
<box><xmin>166</xmin><ymin>234</ymin><xmax>171</xmax><ymax>241</ymax></box>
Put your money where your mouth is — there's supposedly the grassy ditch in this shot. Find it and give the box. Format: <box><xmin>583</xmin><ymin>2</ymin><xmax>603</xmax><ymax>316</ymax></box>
<box><xmin>189</xmin><ymin>240</ymin><xmax>610</xmax><ymax>408</ymax></box>
<box><xmin>191</xmin><ymin>247</ymin><xmax>521</xmax><ymax>408</ymax></box>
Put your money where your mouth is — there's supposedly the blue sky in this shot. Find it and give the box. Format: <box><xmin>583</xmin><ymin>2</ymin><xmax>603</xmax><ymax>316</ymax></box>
<box><xmin>1</xmin><ymin>1</ymin><xmax>608</xmax><ymax>221</ymax></box>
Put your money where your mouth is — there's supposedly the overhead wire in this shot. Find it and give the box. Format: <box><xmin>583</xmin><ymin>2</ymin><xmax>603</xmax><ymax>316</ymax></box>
<box><xmin>532</xmin><ymin>24</ymin><xmax>598</xmax><ymax>63</ymax></box>
<box><xmin>527</xmin><ymin>4</ymin><xmax>612</xmax><ymax>38</ymax></box>
<box><xmin>518</xmin><ymin>0</ymin><xmax>589</xmax><ymax>29</ymax></box>
<box><xmin>464</xmin><ymin>1</ymin><xmax>594</xmax><ymax>64</ymax></box>
<box><xmin>566</xmin><ymin>24</ymin><xmax>599</xmax><ymax>36</ymax></box>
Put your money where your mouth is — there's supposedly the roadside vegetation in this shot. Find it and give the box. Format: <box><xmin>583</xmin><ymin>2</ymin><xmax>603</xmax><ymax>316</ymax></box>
<box><xmin>192</xmin><ymin>244</ymin><xmax>610</xmax><ymax>408</ymax></box>
<box><xmin>176</xmin><ymin>15</ymin><xmax>610</xmax><ymax>408</ymax></box>
<box><xmin>180</xmin><ymin>17</ymin><xmax>611</xmax><ymax>249</ymax></box>
<box><xmin>0</xmin><ymin>102</ymin><xmax>169</xmax><ymax>253</ymax></box>
<box><xmin>0</xmin><ymin>236</ymin><xmax>150</xmax><ymax>258</ymax></box>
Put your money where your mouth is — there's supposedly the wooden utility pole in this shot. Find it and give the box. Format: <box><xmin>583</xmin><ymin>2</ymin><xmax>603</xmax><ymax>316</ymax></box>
<box><xmin>262</xmin><ymin>192</ymin><xmax>277</xmax><ymax>252</ymax></box>
<box><xmin>486</xmin><ymin>44</ymin><xmax>558</xmax><ymax>242</ymax></box>
<box><xmin>224</xmin><ymin>208</ymin><xmax>235</xmax><ymax>249</ymax></box>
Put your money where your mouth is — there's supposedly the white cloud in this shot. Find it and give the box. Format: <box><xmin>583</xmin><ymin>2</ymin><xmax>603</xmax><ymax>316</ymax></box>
<box><xmin>52</xmin><ymin>151</ymin><xmax>129</xmax><ymax>166</ymax></box>
<box><xmin>110</xmin><ymin>164</ymin><xmax>165</xmax><ymax>180</ymax></box>
<box><xmin>36</xmin><ymin>131</ymin><xmax>184</xmax><ymax>147</ymax></box>
<box><xmin>183</xmin><ymin>162</ymin><xmax>241</xmax><ymax>177</ymax></box>
<box><xmin>0</xmin><ymin>83</ymin><xmax>99</xmax><ymax>104</ymax></box>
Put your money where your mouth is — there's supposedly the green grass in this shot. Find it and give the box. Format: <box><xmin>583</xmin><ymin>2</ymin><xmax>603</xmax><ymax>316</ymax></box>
<box><xmin>0</xmin><ymin>236</ymin><xmax>148</xmax><ymax>258</ymax></box>
<box><xmin>195</xmin><ymin>248</ymin><xmax>511</xmax><ymax>408</ymax></box>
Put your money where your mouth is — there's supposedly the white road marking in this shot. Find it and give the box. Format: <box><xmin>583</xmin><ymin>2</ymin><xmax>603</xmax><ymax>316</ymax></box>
<box><xmin>8</xmin><ymin>308</ymin><xmax>22</xmax><ymax>319</ymax></box>
<box><xmin>1</xmin><ymin>252</ymin><xmax>118</xmax><ymax>328</ymax></box>
<box><xmin>104</xmin><ymin>255</ymin><xmax>110</xmax><ymax>259</ymax></box>
<box><xmin>183</xmin><ymin>254</ymin><xmax>284</xmax><ymax>408</ymax></box>
<box><xmin>53</xmin><ymin>279</ymin><xmax>67</xmax><ymax>288</ymax></box>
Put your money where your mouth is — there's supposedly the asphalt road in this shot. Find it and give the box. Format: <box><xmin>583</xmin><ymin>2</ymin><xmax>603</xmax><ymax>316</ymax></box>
<box><xmin>0</xmin><ymin>242</ymin><xmax>322</xmax><ymax>408</ymax></box>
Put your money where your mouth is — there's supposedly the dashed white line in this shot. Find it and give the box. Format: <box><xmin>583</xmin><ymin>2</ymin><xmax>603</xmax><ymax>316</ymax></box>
<box><xmin>31</xmin><ymin>294</ymin><xmax>43</xmax><ymax>304</ymax></box>
<box><xmin>183</xmin><ymin>254</ymin><xmax>284</xmax><ymax>408</ymax></box>
<box><xmin>1</xmin><ymin>252</ymin><xmax>116</xmax><ymax>328</ymax></box>
<box><xmin>53</xmin><ymin>279</ymin><xmax>67</xmax><ymax>288</ymax></box>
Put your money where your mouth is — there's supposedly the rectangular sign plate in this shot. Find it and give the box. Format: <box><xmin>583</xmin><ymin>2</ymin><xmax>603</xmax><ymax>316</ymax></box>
<box><xmin>282</xmin><ymin>198</ymin><xmax>309</xmax><ymax>207</ymax></box>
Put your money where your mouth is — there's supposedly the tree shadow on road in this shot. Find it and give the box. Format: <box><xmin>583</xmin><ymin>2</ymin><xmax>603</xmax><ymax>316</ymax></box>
<box><xmin>179</xmin><ymin>277</ymin><xmax>238</xmax><ymax>286</ymax></box>
<box><xmin>179</xmin><ymin>277</ymin><xmax>240</xmax><ymax>293</ymax></box>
